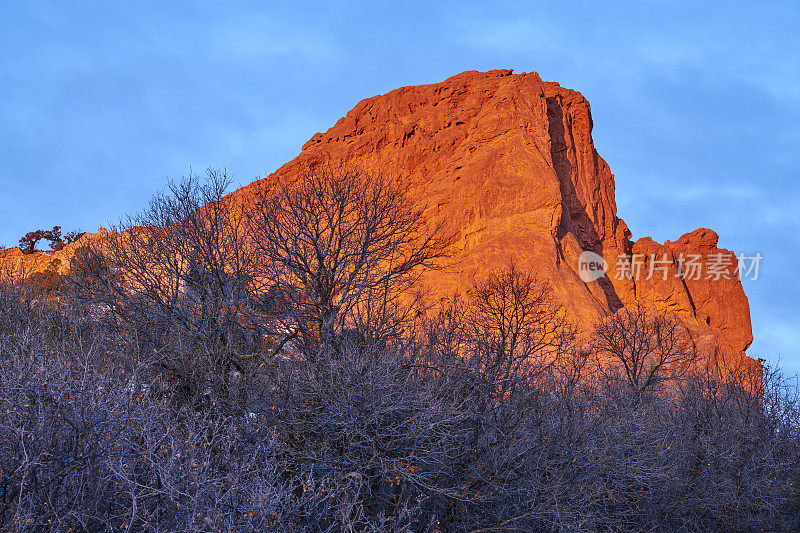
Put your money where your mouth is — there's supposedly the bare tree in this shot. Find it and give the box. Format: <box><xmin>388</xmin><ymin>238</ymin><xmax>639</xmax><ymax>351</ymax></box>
<box><xmin>465</xmin><ymin>264</ymin><xmax>573</xmax><ymax>390</ymax></box>
<box><xmin>2</xmin><ymin>257</ymin><xmax>799</xmax><ymax>531</ymax></box>
<box><xmin>592</xmin><ymin>300</ymin><xmax>698</xmax><ymax>399</ymax></box>
<box><xmin>246</xmin><ymin>166</ymin><xmax>451</xmax><ymax>359</ymax></box>
<box><xmin>69</xmin><ymin>169</ymin><xmax>271</xmax><ymax>410</ymax></box>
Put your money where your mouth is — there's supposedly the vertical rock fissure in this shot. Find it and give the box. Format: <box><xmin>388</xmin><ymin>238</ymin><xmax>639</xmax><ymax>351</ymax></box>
<box><xmin>546</xmin><ymin>95</ymin><xmax>623</xmax><ymax>311</ymax></box>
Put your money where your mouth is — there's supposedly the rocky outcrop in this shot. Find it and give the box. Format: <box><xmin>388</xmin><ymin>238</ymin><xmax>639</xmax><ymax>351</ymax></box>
<box><xmin>1</xmin><ymin>70</ymin><xmax>755</xmax><ymax>368</ymax></box>
<box><xmin>231</xmin><ymin>69</ymin><xmax>753</xmax><ymax>365</ymax></box>
<box><xmin>630</xmin><ymin>229</ymin><xmax>752</xmax><ymax>355</ymax></box>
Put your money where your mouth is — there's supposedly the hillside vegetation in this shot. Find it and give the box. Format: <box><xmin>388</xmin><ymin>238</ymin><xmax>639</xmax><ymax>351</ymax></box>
<box><xmin>1</xmin><ymin>169</ymin><xmax>798</xmax><ymax>532</ymax></box>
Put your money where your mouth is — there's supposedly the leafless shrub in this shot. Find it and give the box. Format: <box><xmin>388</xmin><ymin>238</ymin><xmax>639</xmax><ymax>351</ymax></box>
<box><xmin>67</xmin><ymin>169</ymin><xmax>277</xmax><ymax>412</ymax></box>
<box><xmin>2</xmin><ymin>266</ymin><xmax>799</xmax><ymax>531</ymax></box>
<box><xmin>2</xmin><ymin>170</ymin><xmax>798</xmax><ymax>531</ymax></box>
<box><xmin>464</xmin><ymin>264</ymin><xmax>575</xmax><ymax>388</ymax></box>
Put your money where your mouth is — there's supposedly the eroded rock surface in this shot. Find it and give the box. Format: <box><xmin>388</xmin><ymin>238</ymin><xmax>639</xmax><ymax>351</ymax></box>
<box><xmin>1</xmin><ymin>70</ymin><xmax>755</xmax><ymax>368</ymax></box>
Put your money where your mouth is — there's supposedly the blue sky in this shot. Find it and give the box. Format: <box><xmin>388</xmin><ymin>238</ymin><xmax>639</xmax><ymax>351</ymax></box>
<box><xmin>1</xmin><ymin>1</ymin><xmax>798</xmax><ymax>371</ymax></box>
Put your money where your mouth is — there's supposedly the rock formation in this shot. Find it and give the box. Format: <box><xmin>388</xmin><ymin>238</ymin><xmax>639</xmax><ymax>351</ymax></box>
<box><xmin>1</xmin><ymin>69</ymin><xmax>755</xmax><ymax>369</ymax></box>
<box><xmin>232</xmin><ymin>69</ymin><xmax>753</xmax><ymax>365</ymax></box>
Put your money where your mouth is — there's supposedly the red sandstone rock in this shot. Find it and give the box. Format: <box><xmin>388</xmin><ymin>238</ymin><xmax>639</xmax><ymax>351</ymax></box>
<box><xmin>231</xmin><ymin>70</ymin><xmax>753</xmax><ymax>363</ymax></box>
<box><xmin>631</xmin><ymin>228</ymin><xmax>752</xmax><ymax>354</ymax></box>
<box><xmin>1</xmin><ymin>70</ymin><xmax>756</xmax><ymax>369</ymax></box>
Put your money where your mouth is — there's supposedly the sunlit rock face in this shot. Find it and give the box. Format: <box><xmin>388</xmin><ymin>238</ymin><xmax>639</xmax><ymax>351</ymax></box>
<box><xmin>230</xmin><ymin>69</ymin><xmax>754</xmax><ymax>366</ymax></box>
<box><xmin>2</xmin><ymin>70</ymin><xmax>755</xmax><ymax>370</ymax></box>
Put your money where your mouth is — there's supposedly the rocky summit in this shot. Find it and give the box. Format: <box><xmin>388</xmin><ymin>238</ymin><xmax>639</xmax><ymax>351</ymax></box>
<box><xmin>231</xmin><ymin>69</ymin><xmax>754</xmax><ymax>367</ymax></box>
<box><xmin>1</xmin><ymin>69</ymin><xmax>756</xmax><ymax>370</ymax></box>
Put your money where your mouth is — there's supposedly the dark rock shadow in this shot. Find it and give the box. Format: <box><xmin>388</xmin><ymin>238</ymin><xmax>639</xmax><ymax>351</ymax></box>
<box><xmin>546</xmin><ymin>96</ymin><xmax>623</xmax><ymax>312</ymax></box>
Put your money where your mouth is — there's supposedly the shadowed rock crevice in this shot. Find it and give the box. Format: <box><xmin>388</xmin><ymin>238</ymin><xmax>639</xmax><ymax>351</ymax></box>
<box><xmin>546</xmin><ymin>95</ymin><xmax>623</xmax><ymax>311</ymax></box>
<box><xmin>675</xmin><ymin>255</ymin><xmax>699</xmax><ymax>317</ymax></box>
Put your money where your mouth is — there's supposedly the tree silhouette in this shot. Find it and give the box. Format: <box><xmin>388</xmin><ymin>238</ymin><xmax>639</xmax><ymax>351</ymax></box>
<box><xmin>18</xmin><ymin>226</ymin><xmax>83</xmax><ymax>253</ymax></box>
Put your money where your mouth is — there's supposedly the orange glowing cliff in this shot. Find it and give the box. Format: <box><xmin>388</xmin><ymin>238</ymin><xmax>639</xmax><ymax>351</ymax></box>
<box><xmin>0</xmin><ymin>69</ymin><xmax>756</xmax><ymax>370</ymax></box>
